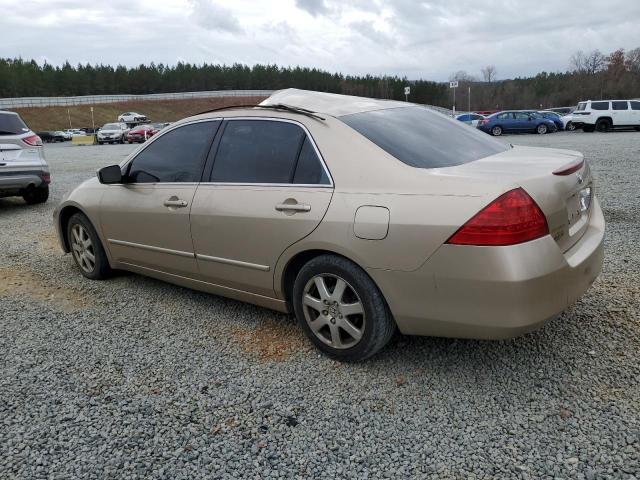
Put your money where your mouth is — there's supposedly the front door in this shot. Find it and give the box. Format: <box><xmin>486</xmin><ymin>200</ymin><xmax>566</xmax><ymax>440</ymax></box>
<box><xmin>190</xmin><ymin>118</ymin><xmax>333</xmax><ymax>297</ymax></box>
<box><xmin>99</xmin><ymin>120</ymin><xmax>220</xmax><ymax>276</ymax></box>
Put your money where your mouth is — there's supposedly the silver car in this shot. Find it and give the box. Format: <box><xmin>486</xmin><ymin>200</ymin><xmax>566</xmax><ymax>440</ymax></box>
<box><xmin>0</xmin><ymin>110</ymin><xmax>50</xmax><ymax>204</ymax></box>
<box><xmin>97</xmin><ymin>123</ymin><xmax>129</xmax><ymax>144</ymax></box>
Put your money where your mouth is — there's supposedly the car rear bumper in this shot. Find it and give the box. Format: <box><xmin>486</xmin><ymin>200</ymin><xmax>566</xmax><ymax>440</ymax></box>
<box><xmin>368</xmin><ymin>197</ymin><xmax>605</xmax><ymax>339</ymax></box>
<box><xmin>0</xmin><ymin>168</ymin><xmax>50</xmax><ymax>193</ymax></box>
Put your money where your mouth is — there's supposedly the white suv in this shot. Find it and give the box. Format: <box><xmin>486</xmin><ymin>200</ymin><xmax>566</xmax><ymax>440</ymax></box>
<box><xmin>572</xmin><ymin>99</ymin><xmax>640</xmax><ymax>132</ymax></box>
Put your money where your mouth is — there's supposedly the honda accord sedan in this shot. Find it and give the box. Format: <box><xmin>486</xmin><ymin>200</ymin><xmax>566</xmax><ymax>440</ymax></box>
<box><xmin>54</xmin><ymin>89</ymin><xmax>604</xmax><ymax>361</ymax></box>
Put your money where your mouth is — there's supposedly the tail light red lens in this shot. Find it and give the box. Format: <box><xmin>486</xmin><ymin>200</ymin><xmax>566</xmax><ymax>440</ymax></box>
<box><xmin>23</xmin><ymin>135</ymin><xmax>43</xmax><ymax>146</ymax></box>
<box><xmin>553</xmin><ymin>158</ymin><xmax>584</xmax><ymax>176</ymax></box>
<box><xmin>479</xmin><ymin>119</ymin><xmax>489</xmax><ymax>125</ymax></box>
<box><xmin>446</xmin><ymin>188</ymin><xmax>549</xmax><ymax>246</ymax></box>
<box><xmin>41</xmin><ymin>172</ymin><xmax>51</xmax><ymax>183</ymax></box>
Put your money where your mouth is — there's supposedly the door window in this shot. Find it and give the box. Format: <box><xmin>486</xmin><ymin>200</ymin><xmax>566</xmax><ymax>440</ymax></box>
<box><xmin>210</xmin><ymin>120</ymin><xmax>329</xmax><ymax>185</ymax></box>
<box><xmin>127</xmin><ymin>121</ymin><xmax>218</xmax><ymax>183</ymax></box>
<box><xmin>497</xmin><ymin>113</ymin><xmax>512</xmax><ymax>120</ymax></box>
<box><xmin>612</xmin><ymin>101</ymin><xmax>629</xmax><ymax>110</ymax></box>
<box><xmin>514</xmin><ymin>112</ymin><xmax>530</xmax><ymax>120</ymax></box>
<box><xmin>630</xmin><ymin>101</ymin><xmax>640</xmax><ymax>110</ymax></box>
<box><xmin>591</xmin><ymin>102</ymin><xmax>609</xmax><ymax>110</ymax></box>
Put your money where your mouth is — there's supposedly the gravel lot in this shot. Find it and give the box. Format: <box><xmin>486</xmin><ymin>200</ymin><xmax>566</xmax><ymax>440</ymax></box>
<box><xmin>1</xmin><ymin>131</ymin><xmax>638</xmax><ymax>479</ymax></box>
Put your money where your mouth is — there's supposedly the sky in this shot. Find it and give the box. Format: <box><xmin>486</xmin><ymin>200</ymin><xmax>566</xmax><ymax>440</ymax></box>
<box><xmin>1</xmin><ymin>0</ymin><xmax>639</xmax><ymax>81</ymax></box>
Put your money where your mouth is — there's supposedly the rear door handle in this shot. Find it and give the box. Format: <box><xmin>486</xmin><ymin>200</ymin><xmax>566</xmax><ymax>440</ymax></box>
<box><xmin>164</xmin><ymin>198</ymin><xmax>188</xmax><ymax>208</ymax></box>
<box><xmin>275</xmin><ymin>203</ymin><xmax>311</xmax><ymax>212</ymax></box>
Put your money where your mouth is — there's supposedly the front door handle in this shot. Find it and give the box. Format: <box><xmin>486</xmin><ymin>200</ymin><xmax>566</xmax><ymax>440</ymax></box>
<box><xmin>164</xmin><ymin>198</ymin><xmax>188</xmax><ymax>208</ymax></box>
<box><xmin>275</xmin><ymin>203</ymin><xmax>311</xmax><ymax>212</ymax></box>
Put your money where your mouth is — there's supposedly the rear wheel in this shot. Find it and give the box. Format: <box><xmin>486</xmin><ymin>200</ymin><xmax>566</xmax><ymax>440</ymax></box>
<box><xmin>595</xmin><ymin>119</ymin><xmax>611</xmax><ymax>132</ymax></box>
<box><xmin>566</xmin><ymin>121</ymin><xmax>575</xmax><ymax>131</ymax></box>
<box><xmin>491</xmin><ymin>125</ymin><xmax>502</xmax><ymax>136</ymax></box>
<box><xmin>536</xmin><ymin>124</ymin><xmax>548</xmax><ymax>134</ymax></box>
<box><xmin>67</xmin><ymin>212</ymin><xmax>112</xmax><ymax>280</ymax></box>
<box><xmin>292</xmin><ymin>255</ymin><xmax>395</xmax><ymax>362</ymax></box>
<box><xmin>22</xmin><ymin>185</ymin><xmax>49</xmax><ymax>204</ymax></box>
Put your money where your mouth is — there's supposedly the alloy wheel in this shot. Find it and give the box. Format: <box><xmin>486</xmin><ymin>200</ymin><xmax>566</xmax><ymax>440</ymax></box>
<box><xmin>71</xmin><ymin>224</ymin><xmax>96</xmax><ymax>273</ymax></box>
<box><xmin>302</xmin><ymin>274</ymin><xmax>365</xmax><ymax>349</ymax></box>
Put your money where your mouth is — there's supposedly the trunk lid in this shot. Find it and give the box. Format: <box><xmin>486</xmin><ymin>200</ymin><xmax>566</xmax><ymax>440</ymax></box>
<box><xmin>436</xmin><ymin>145</ymin><xmax>593</xmax><ymax>252</ymax></box>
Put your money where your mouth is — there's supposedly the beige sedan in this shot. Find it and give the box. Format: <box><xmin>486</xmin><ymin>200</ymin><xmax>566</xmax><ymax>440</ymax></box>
<box><xmin>54</xmin><ymin>89</ymin><xmax>604</xmax><ymax>361</ymax></box>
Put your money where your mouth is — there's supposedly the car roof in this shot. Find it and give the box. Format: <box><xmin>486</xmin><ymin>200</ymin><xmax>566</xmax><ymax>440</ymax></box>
<box><xmin>259</xmin><ymin>88</ymin><xmax>409</xmax><ymax>117</ymax></box>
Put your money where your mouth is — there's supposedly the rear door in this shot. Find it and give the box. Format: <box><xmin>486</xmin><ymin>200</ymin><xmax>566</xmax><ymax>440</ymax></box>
<box><xmin>611</xmin><ymin>101</ymin><xmax>631</xmax><ymax>126</ymax></box>
<box><xmin>190</xmin><ymin>118</ymin><xmax>333</xmax><ymax>298</ymax></box>
<box><xmin>99</xmin><ymin>120</ymin><xmax>219</xmax><ymax>276</ymax></box>
<box><xmin>630</xmin><ymin>101</ymin><xmax>640</xmax><ymax>125</ymax></box>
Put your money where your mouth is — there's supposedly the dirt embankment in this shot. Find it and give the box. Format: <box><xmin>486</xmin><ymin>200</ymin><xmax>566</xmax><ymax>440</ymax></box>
<box><xmin>12</xmin><ymin>96</ymin><xmax>268</xmax><ymax>131</ymax></box>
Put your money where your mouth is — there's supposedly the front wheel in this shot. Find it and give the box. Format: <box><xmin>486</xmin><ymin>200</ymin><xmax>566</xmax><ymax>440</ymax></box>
<box><xmin>292</xmin><ymin>255</ymin><xmax>395</xmax><ymax>362</ymax></box>
<box><xmin>491</xmin><ymin>125</ymin><xmax>502</xmax><ymax>136</ymax></box>
<box><xmin>536</xmin><ymin>124</ymin><xmax>548</xmax><ymax>134</ymax></box>
<box><xmin>67</xmin><ymin>212</ymin><xmax>112</xmax><ymax>280</ymax></box>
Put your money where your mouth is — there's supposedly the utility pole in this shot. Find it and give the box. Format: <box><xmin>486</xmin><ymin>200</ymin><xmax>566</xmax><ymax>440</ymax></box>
<box><xmin>450</xmin><ymin>81</ymin><xmax>458</xmax><ymax>115</ymax></box>
<box><xmin>468</xmin><ymin>86</ymin><xmax>471</xmax><ymax>113</ymax></box>
<box><xmin>67</xmin><ymin>108</ymin><xmax>72</xmax><ymax>129</ymax></box>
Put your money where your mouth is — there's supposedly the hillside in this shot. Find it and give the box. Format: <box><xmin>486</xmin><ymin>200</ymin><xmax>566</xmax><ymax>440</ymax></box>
<box><xmin>13</xmin><ymin>96</ymin><xmax>268</xmax><ymax>132</ymax></box>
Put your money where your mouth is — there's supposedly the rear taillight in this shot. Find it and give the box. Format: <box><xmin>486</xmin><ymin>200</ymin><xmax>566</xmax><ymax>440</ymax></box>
<box><xmin>446</xmin><ymin>188</ymin><xmax>549</xmax><ymax>246</ymax></box>
<box><xmin>553</xmin><ymin>158</ymin><xmax>584</xmax><ymax>176</ymax></box>
<box><xmin>22</xmin><ymin>135</ymin><xmax>42</xmax><ymax>146</ymax></box>
<box><xmin>479</xmin><ymin>119</ymin><xmax>489</xmax><ymax>125</ymax></box>
<box><xmin>41</xmin><ymin>172</ymin><xmax>51</xmax><ymax>183</ymax></box>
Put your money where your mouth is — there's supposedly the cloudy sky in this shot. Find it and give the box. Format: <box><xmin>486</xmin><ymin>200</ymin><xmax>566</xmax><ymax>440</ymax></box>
<box><xmin>1</xmin><ymin>0</ymin><xmax>639</xmax><ymax>81</ymax></box>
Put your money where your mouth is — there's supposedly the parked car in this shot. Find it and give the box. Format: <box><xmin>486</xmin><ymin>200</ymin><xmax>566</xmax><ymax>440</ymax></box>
<box><xmin>548</xmin><ymin>107</ymin><xmax>575</xmax><ymax>115</ymax></box>
<box><xmin>37</xmin><ymin>131</ymin><xmax>65</xmax><ymax>143</ymax></box>
<box><xmin>54</xmin><ymin>89</ymin><xmax>604</xmax><ymax>361</ymax></box>
<box><xmin>571</xmin><ymin>100</ymin><xmax>640</xmax><ymax>132</ymax></box>
<box><xmin>455</xmin><ymin>113</ymin><xmax>485</xmax><ymax>127</ymax></box>
<box><xmin>477</xmin><ymin>110</ymin><xmax>557</xmax><ymax>136</ymax></box>
<box><xmin>118</xmin><ymin>112</ymin><xmax>147</xmax><ymax>123</ymax></box>
<box><xmin>97</xmin><ymin>123</ymin><xmax>129</xmax><ymax>144</ymax></box>
<box><xmin>64</xmin><ymin>128</ymin><xmax>85</xmax><ymax>137</ymax></box>
<box><xmin>126</xmin><ymin>124</ymin><xmax>158</xmax><ymax>143</ymax></box>
<box><xmin>535</xmin><ymin>111</ymin><xmax>567</xmax><ymax>131</ymax></box>
<box><xmin>0</xmin><ymin>110</ymin><xmax>50</xmax><ymax>204</ymax></box>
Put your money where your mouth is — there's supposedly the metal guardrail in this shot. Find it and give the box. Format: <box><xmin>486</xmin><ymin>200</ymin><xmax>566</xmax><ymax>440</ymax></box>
<box><xmin>0</xmin><ymin>90</ymin><xmax>275</xmax><ymax>109</ymax></box>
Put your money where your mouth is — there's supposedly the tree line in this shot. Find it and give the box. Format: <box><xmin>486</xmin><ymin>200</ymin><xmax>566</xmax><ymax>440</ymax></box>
<box><xmin>1</xmin><ymin>46</ymin><xmax>639</xmax><ymax>110</ymax></box>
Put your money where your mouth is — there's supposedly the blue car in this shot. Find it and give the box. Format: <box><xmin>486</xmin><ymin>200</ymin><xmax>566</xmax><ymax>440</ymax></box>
<box><xmin>477</xmin><ymin>110</ymin><xmax>557</xmax><ymax>136</ymax></box>
<box><xmin>537</xmin><ymin>111</ymin><xmax>565</xmax><ymax>131</ymax></box>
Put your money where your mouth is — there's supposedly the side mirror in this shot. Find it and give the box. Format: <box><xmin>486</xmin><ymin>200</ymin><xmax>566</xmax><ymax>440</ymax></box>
<box><xmin>98</xmin><ymin>164</ymin><xmax>123</xmax><ymax>184</ymax></box>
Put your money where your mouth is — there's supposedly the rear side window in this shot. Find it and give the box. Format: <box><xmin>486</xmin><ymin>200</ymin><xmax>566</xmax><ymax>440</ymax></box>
<box><xmin>0</xmin><ymin>112</ymin><xmax>29</xmax><ymax>135</ymax></box>
<box><xmin>612</xmin><ymin>101</ymin><xmax>628</xmax><ymax>110</ymax></box>
<box><xmin>497</xmin><ymin>112</ymin><xmax>512</xmax><ymax>120</ymax></box>
<box><xmin>631</xmin><ymin>101</ymin><xmax>640</xmax><ymax>110</ymax></box>
<box><xmin>127</xmin><ymin>121</ymin><xmax>218</xmax><ymax>183</ymax></box>
<box><xmin>340</xmin><ymin>107</ymin><xmax>509</xmax><ymax>169</ymax></box>
<box><xmin>591</xmin><ymin>102</ymin><xmax>609</xmax><ymax>110</ymax></box>
<box><xmin>211</xmin><ymin>120</ymin><xmax>305</xmax><ymax>183</ymax></box>
<box><xmin>293</xmin><ymin>137</ymin><xmax>330</xmax><ymax>185</ymax></box>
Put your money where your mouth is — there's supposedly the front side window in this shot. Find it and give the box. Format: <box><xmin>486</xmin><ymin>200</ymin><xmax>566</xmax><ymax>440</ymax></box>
<box><xmin>340</xmin><ymin>106</ymin><xmax>509</xmax><ymax>169</ymax></box>
<box><xmin>127</xmin><ymin>121</ymin><xmax>217</xmax><ymax>183</ymax></box>
<box><xmin>211</xmin><ymin>120</ymin><xmax>328</xmax><ymax>184</ymax></box>
<box><xmin>612</xmin><ymin>101</ymin><xmax>628</xmax><ymax>110</ymax></box>
<box><xmin>591</xmin><ymin>102</ymin><xmax>609</xmax><ymax>110</ymax></box>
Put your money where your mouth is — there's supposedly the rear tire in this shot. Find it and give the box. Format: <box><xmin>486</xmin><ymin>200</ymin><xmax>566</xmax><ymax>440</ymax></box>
<box><xmin>566</xmin><ymin>122</ymin><xmax>575</xmax><ymax>131</ymax></box>
<box><xmin>66</xmin><ymin>212</ymin><xmax>112</xmax><ymax>280</ymax></box>
<box><xmin>536</xmin><ymin>124</ymin><xmax>548</xmax><ymax>134</ymax></box>
<box><xmin>491</xmin><ymin>125</ymin><xmax>502</xmax><ymax>136</ymax></box>
<box><xmin>22</xmin><ymin>185</ymin><xmax>49</xmax><ymax>204</ymax></box>
<box><xmin>292</xmin><ymin>254</ymin><xmax>395</xmax><ymax>362</ymax></box>
<box><xmin>595</xmin><ymin>119</ymin><xmax>611</xmax><ymax>132</ymax></box>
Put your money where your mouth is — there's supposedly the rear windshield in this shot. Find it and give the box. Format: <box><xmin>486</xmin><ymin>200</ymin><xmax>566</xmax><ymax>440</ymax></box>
<box><xmin>340</xmin><ymin>106</ymin><xmax>509</xmax><ymax>169</ymax></box>
<box><xmin>0</xmin><ymin>112</ymin><xmax>29</xmax><ymax>135</ymax></box>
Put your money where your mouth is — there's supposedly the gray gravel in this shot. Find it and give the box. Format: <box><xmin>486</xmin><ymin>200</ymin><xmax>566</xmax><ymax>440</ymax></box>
<box><xmin>1</xmin><ymin>132</ymin><xmax>639</xmax><ymax>479</ymax></box>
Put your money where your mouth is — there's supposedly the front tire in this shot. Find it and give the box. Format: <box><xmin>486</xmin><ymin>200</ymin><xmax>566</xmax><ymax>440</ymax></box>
<box><xmin>22</xmin><ymin>185</ymin><xmax>49</xmax><ymax>204</ymax></box>
<box><xmin>66</xmin><ymin>212</ymin><xmax>112</xmax><ymax>280</ymax></box>
<box><xmin>536</xmin><ymin>124</ymin><xmax>548</xmax><ymax>134</ymax></box>
<box><xmin>491</xmin><ymin>125</ymin><xmax>502</xmax><ymax>136</ymax></box>
<box><xmin>292</xmin><ymin>255</ymin><xmax>395</xmax><ymax>362</ymax></box>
